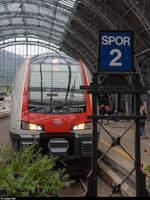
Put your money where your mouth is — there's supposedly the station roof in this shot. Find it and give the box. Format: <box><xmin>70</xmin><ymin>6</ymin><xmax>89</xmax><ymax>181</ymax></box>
<box><xmin>0</xmin><ymin>0</ymin><xmax>150</xmax><ymax>84</ymax></box>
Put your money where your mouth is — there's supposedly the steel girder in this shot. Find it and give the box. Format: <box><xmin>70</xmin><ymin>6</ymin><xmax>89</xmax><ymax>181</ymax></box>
<box><xmin>0</xmin><ymin>24</ymin><xmax>63</xmax><ymax>42</ymax></box>
<box><xmin>0</xmin><ymin>40</ymin><xmax>59</xmax><ymax>52</ymax></box>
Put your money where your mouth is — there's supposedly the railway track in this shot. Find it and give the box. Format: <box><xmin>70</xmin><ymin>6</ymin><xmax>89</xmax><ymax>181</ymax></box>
<box><xmin>60</xmin><ymin>171</ymin><xmax>114</xmax><ymax>197</ymax></box>
<box><xmin>59</xmin><ymin>149</ymin><xmax>135</xmax><ymax>197</ymax></box>
<box><xmin>0</xmin><ymin>110</ymin><xmax>10</xmax><ymax>118</ymax></box>
<box><xmin>79</xmin><ymin>177</ymin><xmax>88</xmax><ymax>195</ymax></box>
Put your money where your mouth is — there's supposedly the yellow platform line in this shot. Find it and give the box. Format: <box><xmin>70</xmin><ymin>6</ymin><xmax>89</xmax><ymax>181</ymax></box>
<box><xmin>99</xmin><ymin>138</ymin><xmax>147</xmax><ymax>168</ymax></box>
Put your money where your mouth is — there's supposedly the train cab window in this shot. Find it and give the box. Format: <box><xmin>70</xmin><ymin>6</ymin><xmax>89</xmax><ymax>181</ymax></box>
<box><xmin>27</xmin><ymin>60</ymin><xmax>86</xmax><ymax>114</ymax></box>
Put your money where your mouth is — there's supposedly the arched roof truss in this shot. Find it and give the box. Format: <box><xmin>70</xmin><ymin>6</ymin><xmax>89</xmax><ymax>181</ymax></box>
<box><xmin>0</xmin><ymin>0</ymin><xmax>77</xmax><ymax>47</ymax></box>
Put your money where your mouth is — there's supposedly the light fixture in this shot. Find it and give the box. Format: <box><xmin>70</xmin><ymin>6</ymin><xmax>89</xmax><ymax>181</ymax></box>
<box><xmin>21</xmin><ymin>121</ymin><xmax>44</xmax><ymax>131</ymax></box>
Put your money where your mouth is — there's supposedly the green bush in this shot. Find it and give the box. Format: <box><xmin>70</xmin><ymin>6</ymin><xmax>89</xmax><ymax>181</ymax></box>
<box><xmin>143</xmin><ymin>165</ymin><xmax>150</xmax><ymax>192</ymax></box>
<box><xmin>143</xmin><ymin>166</ymin><xmax>150</xmax><ymax>191</ymax></box>
<box><xmin>141</xmin><ymin>149</ymin><xmax>150</xmax><ymax>192</ymax></box>
<box><xmin>0</xmin><ymin>144</ymin><xmax>72</xmax><ymax>197</ymax></box>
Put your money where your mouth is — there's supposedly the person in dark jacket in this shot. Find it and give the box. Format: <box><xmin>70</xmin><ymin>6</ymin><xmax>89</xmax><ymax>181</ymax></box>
<box><xmin>140</xmin><ymin>107</ymin><xmax>147</xmax><ymax>138</ymax></box>
<box><xmin>99</xmin><ymin>104</ymin><xmax>105</xmax><ymax>115</ymax></box>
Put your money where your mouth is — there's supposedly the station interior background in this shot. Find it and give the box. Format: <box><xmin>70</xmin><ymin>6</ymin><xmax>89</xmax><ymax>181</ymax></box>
<box><xmin>0</xmin><ymin>0</ymin><xmax>150</xmax><ymax>119</ymax></box>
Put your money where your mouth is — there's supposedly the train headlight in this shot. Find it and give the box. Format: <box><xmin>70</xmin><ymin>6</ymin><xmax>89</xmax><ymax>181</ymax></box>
<box><xmin>21</xmin><ymin>121</ymin><xmax>44</xmax><ymax>131</ymax></box>
<box><xmin>71</xmin><ymin>122</ymin><xmax>92</xmax><ymax>131</ymax></box>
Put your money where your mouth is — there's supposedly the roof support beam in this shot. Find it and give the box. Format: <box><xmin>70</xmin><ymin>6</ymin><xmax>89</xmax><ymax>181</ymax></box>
<box><xmin>0</xmin><ymin>40</ymin><xmax>59</xmax><ymax>52</ymax></box>
<box><xmin>124</xmin><ymin>0</ymin><xmax>150</xmax><ymax>36</ymax></box>
<box><xmin>1</xmin><ymin>2</ymin><xmax>16</xmax><ymax>38</ymax></box>
<box><xmin>64</xmin><ymin>29</ymin><xmax>96</xmax><ymax>59</ymax></box>
<box><xmin>0</xmin><ymin>11</ymin><xmax>67</xmax><ymax>27</ymax></box>
<box><xmin>80</xmin><ymin>0</ymin><xmax>117</xmax><ymax>30</ymax></box>
<box><xmin>0</xmin><ymin>33</ymin><xmax>61</xmax><ymax>47</ymax></box>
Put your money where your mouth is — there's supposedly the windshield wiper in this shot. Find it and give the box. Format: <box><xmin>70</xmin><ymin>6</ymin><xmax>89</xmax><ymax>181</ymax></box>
<box><xmin>47</xmin><ymin>93</ymin><xmax>58</xmax><ymax>97</ymax></box>
<box><xmin>65</xmin><ymin>63</ymin><xmax>71</xmax><ymax>103</ymax></box>
<box><xmin>40</xmin><ymin>64</ymin><xmax>43</xmax><ymax>104</ymax></box>
<box><xmin>69</xmin><ymin>77</ymin><xmax>77</xmax><ymax>103</ymax></box>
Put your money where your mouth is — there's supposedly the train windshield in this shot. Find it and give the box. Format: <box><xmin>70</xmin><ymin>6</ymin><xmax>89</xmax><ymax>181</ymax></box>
<box><xmin>27</xmin><ymin>63</ymin><xmax>86</xmax><ymax>114</ymax></box>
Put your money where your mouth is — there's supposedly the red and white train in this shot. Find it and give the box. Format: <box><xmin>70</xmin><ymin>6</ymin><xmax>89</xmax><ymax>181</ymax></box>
<box><xmin>9</xmin><ymin>52</ymin><xmax>94</xmax><ymax>165</ymax></box>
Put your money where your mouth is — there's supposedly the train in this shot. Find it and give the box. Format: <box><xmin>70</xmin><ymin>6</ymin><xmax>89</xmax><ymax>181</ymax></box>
<box><xmin>9</xmin><ymin>52</ymin><xmax>95</xmax><ymax>172</ymax></box>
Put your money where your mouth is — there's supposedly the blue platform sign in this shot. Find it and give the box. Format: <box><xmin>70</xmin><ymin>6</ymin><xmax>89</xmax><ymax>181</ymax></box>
<box><xmin>99</xmin><ymin>31</ymin><xmax>133</xmax><ymax>71</ymax></box>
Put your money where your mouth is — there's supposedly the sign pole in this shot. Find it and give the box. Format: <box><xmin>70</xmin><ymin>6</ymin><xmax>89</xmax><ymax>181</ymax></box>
<box><xmin>91</xmin><ymin>75</ymin><xmax>98</xmax><ymax>197</ymax></box>
<box><xmin>85</xmin><ymin>74</ymin><xmax>98</xmax><ymax>197</ymax></box>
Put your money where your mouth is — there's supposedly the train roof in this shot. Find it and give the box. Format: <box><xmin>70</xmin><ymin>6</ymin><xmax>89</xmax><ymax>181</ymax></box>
<box><xmin>30</xmin><ymin>52</ymin><xmax>80</xmax><ymax>65</ymax></box>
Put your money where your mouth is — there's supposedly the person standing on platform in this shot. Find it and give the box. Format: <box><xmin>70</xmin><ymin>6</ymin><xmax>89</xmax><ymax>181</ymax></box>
<box><xmin>140</xmin><ymin>106</ymin><xmax>147</xmax><ymax>139</ymax></box>
<box><xmin>99</xmin><ymin>104</ymin><xmax>106</xmax><ymax>115</ymax></box>
<box><xmin>114</xmin><ymin>109</ymin><xmax>119</xmax><ymax>122</ymax></box>
<box><xmin>99</xmin><ymin>104</ymin><xmax>106</xmax><ymax>124</ymax></box>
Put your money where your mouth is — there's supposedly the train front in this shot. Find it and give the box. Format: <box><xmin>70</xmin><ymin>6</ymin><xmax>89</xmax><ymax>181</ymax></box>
<box><xmin>20</xmin><ymin>53</ymin><xmax>92</xmax><ymax>160</ymax></box>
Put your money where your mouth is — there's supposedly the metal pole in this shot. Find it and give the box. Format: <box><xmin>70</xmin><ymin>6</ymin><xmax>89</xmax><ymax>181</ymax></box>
<box><xmin>134</xmin><ymin>74</ymin><xmax>142</xmax><ymax>196</ymax></box>
<box><xmin>92</xmin><ymin>91</ymin><xmax>98</xmax><ymax>196</ymax></box>
<box><xmin>135</xmin><ymin>93</ymin><xmax>141</xmax><ymax>196</ymax></box>
<box><xmin>134</xmin><ymin>74</ymin><xmax>149</xmax><ymax>197</ymax></box>
<box><xmin>85</xmin><ymin>75</ymin><xmax>98</xmax><ymax>197</ymax></box>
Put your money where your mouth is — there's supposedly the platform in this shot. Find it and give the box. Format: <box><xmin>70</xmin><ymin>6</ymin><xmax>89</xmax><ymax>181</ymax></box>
<box><xmin>98</xmin><ymin>119</ymin><xmax>150</xmax><ymax>196</ymax></box>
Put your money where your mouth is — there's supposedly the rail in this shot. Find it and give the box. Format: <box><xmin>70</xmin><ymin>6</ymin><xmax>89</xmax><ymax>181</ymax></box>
<box><xmin>0</xmin><ymin>110</ymin><xmax>10</xmax><ymax>118</ymax></box>
<box><xmin>79</xmin><ymin>155</ymin><xmax>125</xmax><ymax>197</ymax></box>
<box><xmin>0</xmin><ymin>95</ymin><xmax>11</xmax><ymax>119</ymax></box>
<box><xmin>97</xmin><ymin>150</ymin><xmax>136</xmax><ymax>197</ymax></box>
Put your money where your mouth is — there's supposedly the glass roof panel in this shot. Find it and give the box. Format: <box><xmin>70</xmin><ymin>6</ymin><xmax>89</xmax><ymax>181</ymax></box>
<box><xmin>0</xmin><ymin>0</ymin><xmax>78</xmax><ymax>47</ymax></box>
<box><xmin>0</xmin><ymin>5</ymin><xmax>5</xmax><ymax>12</ymax></box>
<box><xmin>51</xmin><ymin>30</ymin><xmax>62</xmax><ymax>36</ymax></box>
<box><xmin>2</xmin><ymin>30</ymin><xmax>14</xmax><ymax>36</ymax></box>
<box><xmin>39</xmin><ymin>6</ymin><xmax>54</xmax><ymax>16</ymax></box>
<box><xmin>53</xmin><ymin>24</ymin><xmax>65</xmax><ymax>33</ymax></box>
<box><xmin>0</xmin><ymin>18</ymin><xmax>9</xmax><ymax>25</ymax></box>
<box><xmin>26</xmin><ymin>18</ymin><xmax>38</xmax><ymax>26</ymax></box>
<box><xmin>7</xmin><ymin>2</ymin><xmax>19</xmax><ymax>12</ymax></box>
<box><xmin>51</xmin><ymin>34</ymin><xmax>62</xmax><ymax>41</ymax></box>
<box><xmin>56</xmin><ymin>12</ymin><xmax>68</xmax><ymax>23</ymax></box>
<box><xmin>15</xmin><ymin>29</ymin><xmax>26</xmax><ymax>35</ymax></box>
<box><xmin>24</xmin><ymin>3</ymin><xmax>39</xmax><ymax>13</ymax></box>
<box><xmin>59</xmin><ymin>0</ymin><xmax>76</xmax><ymax>8</ymax></box>
<box><xmin>39</xmin><ymin>21</ymin><xmax>52</xmax><ymax>29</ymax></box>
<box><xmin>11</xmin><ymin>18</ymin><xmax>22</xmax><ymax>24</ymax></box>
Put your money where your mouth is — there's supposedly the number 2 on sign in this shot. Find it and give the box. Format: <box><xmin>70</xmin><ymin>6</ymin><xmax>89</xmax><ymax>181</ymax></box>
<box><xmin>109</xmin><ymin>49</ymin><xmax>122</xmax><ymax>67</ymax></box>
